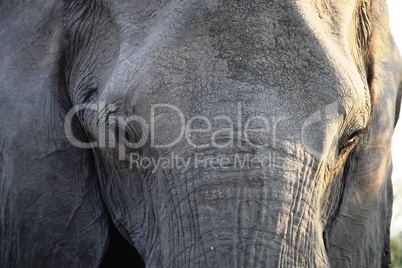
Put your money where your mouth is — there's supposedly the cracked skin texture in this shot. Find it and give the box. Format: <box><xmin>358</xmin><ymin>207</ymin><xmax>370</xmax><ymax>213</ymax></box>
<box><xmin>0</xmin><ymin>0</ymin><xmax>401</xmax><ymax>267</ymax></box>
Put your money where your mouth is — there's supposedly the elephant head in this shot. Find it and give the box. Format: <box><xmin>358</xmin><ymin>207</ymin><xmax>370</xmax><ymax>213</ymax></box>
<box><xmin>1</xmin><ymin>0</ymin><xmax>401</xmax><ymax>267</ymax></box>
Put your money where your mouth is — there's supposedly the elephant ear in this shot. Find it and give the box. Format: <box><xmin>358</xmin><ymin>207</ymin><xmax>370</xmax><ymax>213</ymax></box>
<box><xmin>327</xmin><ymin>0</ymin><xmax>402</xmax><ymax>267</ymax></box>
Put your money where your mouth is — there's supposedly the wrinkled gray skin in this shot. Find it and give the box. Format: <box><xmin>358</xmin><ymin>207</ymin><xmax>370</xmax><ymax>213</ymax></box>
<box><xmin>1</xmin><ymin>0</ymin><xmax>401</xmax><ymax>267</ymax></box>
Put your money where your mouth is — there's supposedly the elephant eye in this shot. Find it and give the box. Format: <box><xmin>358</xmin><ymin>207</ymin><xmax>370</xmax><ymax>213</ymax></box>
<box><xmin>339</xmin><ymin>130</ymin><xmax>362</xmax><ymax>154</ymax></box>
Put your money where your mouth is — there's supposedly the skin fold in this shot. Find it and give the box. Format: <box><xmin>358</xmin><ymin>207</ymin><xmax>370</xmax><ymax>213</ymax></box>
<box><xmin>0</xmin><ymin>0</ymin><xmax>401</xmax><ymax>267</ymax></box>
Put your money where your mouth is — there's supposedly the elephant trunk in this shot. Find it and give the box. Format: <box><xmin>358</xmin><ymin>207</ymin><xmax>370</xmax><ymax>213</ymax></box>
<box><xmin>144</xmin><ymin>146</ymin><xmax>330</xmax><ymax>267</ymax></box>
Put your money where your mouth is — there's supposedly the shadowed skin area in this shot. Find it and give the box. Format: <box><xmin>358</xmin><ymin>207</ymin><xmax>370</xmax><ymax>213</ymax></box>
<box><xmin>0</xmin><ymin>0</ymin><xmax>401</xmax><ymax>267</ymax></box>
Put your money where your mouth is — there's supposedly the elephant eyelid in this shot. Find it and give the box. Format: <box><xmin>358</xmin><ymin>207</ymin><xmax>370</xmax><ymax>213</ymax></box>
<box><xmin>339</xmin><ymin>129</ymin><xmax>363</xmax><ymax>154</ymax></box>
<box><xmin>81</xmin><ymin>87</ymin><xmax>98</xmax><ymax>103</ymax></box>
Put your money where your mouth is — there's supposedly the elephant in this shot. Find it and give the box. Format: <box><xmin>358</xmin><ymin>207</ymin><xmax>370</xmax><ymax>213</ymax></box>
<box><xmin>1</xmin><ymin>0</ymin><xmax>401</xmax><ymax>267</ymax></box>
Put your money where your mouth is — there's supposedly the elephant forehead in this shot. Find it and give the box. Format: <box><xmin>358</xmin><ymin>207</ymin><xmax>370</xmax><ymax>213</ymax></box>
<box><xmin>99</xmin><ymin>0</ymin><xmax>369</xmax><ymax>120</ymax></box>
